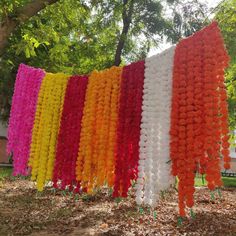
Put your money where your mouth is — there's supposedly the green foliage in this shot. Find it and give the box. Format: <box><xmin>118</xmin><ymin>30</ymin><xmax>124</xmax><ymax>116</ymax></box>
<box><xmin>0</xmin><ymin>0</ymin><xmax>31</xmax><ymax>21</ymax></box>
<box><xmin>0</xmin><ymin>0</ymin><xmax>209</xmax><ymax>123</ymax></box>
<box><xmin>165</xmin><ymin>0</ymin><xmax>209</xmax><ymax>43</ymax></box>
<box><xmin>0</xmin><ymin>167</ymin><xmax>12</xmax><ymax>181</ymax></box>
<box><xmin>215</xmin><ymin>0</ymin><xmax>236</xmax><ymax>132</ymax></box>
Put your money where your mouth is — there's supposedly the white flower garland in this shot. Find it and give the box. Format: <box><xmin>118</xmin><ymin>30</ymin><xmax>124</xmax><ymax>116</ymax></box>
<box><xmin>136</xmin><ymin>46</ymin><xmax>176</xmax><ymax>207</ymax></box>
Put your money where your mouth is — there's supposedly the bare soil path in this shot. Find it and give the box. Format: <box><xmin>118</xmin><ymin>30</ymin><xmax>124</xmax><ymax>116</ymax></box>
<box><xmin>0</xmin><ymin>178</ymin><xmax>236</xmax><ymax>236</ymax></box>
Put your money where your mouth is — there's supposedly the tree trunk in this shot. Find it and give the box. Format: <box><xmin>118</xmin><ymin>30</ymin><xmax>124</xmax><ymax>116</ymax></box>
<box><xmin>0</xmin><ymin>0</ymin><xmax>59</xmax><ymax>56</ymax></box>
<box><xmin>114</xmin><ymin>0</ymin><xmax>134</xmax><ymax>66</ymax></box>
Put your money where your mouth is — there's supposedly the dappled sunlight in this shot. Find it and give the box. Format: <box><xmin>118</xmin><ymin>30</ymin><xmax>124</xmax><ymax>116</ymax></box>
<box><xmin>0</xmin><ymin>178</ymin><xmax>235</xmax><ymax>235</ymax></box>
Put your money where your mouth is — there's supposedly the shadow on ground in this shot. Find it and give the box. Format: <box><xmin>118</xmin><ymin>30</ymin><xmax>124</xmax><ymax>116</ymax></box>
<box><xmin>0</xmin><ymin>179</ymin><xmax>235</xmax><ymax>236</ymax></box>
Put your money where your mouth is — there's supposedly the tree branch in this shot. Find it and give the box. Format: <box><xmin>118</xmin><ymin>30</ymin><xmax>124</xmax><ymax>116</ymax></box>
<box><xmin>114</xmin><ymin>0</ymin><xmax>134</xmax><ymax>66</ymax></box>
<box><xmin>0</xmin><ymin>0</ymin><xmax>59</xmax><ymax>56</ymax></box>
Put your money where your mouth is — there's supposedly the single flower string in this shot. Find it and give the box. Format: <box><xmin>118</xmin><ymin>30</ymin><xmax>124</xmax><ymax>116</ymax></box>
<box><xmin>53</xmin><ymin>75</ymin><xmax>88</xmax><ymax>191</ymax></box>
<box><xmin>97</xmin><ymin>68</ymin><xmax>122</xmax><ymax>188</ymax></box>
<box><xmin>45</xmin><ymin>74</ymin><xmax>69</xmax><ymax>182</ymax></box>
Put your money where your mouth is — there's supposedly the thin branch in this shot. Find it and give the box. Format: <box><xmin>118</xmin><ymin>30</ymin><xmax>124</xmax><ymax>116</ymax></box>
<box><xmin>0</xmin><ymin>0</ymin><xmax>59</xmax><ymax>56</ymax></box>
<box><xmin>202</xmin><ymin>0</ymin><xmax>227</xmax><ymax>24</ymax></box>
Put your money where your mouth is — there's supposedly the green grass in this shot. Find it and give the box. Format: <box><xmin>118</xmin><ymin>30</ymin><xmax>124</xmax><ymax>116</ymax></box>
<box><xmin>0</xmin><ymin>167</ymin><xmax>12</xmax><ymax>181</ymax></box>
<box><xmin>222</xmin><ymin>176</ymin><xmax>236</xmax><ymax>187</ymax></box>
<box><xmin>195</xmin><ymin>175</ymin><xmax>236</xmax><ymax>187</ymax></box>
<box><xmin>0</xmin><ymin>167</ymin><xmax>235</xmax><ymax>188</ymax></box>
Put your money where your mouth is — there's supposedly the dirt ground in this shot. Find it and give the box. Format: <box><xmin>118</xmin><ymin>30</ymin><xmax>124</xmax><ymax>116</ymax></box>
<box><xmin>0</xmin><ymin>178</ymin><xmax>236</xmax><ymax>236</ymax></box>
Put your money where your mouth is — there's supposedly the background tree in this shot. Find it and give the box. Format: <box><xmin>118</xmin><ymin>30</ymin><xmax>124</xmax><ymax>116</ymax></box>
<box><xmin>0</xmin><ymin>0</ymin><xmax>208</xmax><ymax>123</ymax></box>
<box><xmin>0</xmin><ymin>0</ymin><xmax>59</xmax><ymax>55</ymax></box>
<box><xmin>165</xmin><ymin>0</ymin><xmax>209</xmax><ymax>43</ymax></box>
<box><xmin>215</xmin><ymin>0</ymin><xmax>236</xmax><ymax>132</ymax></box>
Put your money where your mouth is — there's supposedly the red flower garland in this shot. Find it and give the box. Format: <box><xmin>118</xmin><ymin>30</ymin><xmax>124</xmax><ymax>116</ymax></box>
<box><xmin>170</xmin><ymin>22</ymin><xmax>230</xmax><ymax>216</ymax></box>
<box><xmin>113</xmin><ymin>61</ymin><xmax>145</xmax><ymax>198</ymax></box>
<box><xmin>53</xmin><ymin>75</ymin><xmax>88</xmax><ymax>192</ymax></box>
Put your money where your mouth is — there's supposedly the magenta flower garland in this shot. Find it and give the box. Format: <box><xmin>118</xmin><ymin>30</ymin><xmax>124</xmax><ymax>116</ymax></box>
<box><xmin>7</xmin><ymin>64</ymin><xmax>45</xmax><ymax>175</ymax></box>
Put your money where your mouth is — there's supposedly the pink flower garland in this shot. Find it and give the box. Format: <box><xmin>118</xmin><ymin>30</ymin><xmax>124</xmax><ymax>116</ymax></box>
<box><xmin>7</xmin><ymin>64</ymin><xmax>28</xmax><ymax>155</ymax></box>
<box><xmin>53</xmin><ymin>75</ymin><xmax>88</xmax><ymax>192</ymax></box>
<box><xmin>7</xmin><ymin>64</ymin><xmax>45</xmax><ymax>176</ymax></box>
<box><xmin>113</xmin><ymin>61</ymin><xmax>145</xmax><ymax>197</ymax></box>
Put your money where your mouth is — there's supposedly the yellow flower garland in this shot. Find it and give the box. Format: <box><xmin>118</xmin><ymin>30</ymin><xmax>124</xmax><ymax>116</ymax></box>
<box><xmin>29</xmin><ymin>73</ymin><xmax>69</xmax><ymax>191</ymax></box>
<box><xmin>76</xmin><ymin>66</ymin><xmax>122</xmax><ymax>192</ymax></box>
<box><xmin>29</xmin><ymin>75</ymin><xmax>49</xmax><ymax>180</ymax></box>
<box><xmin>46</xmin><ymin>74</ymin><xmax>68</xmax><ymax>181</ymax></box>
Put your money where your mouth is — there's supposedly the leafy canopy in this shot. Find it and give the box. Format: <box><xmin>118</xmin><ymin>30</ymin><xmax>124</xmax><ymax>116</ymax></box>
<box><xmin>0</xmin><ymin>0</ymin><xmax>208</xmax><ymax>122</ymax></box>
<box><xmin>215</xmin><ymin>0</ymin><xmax>236</xmax><ymax>132</ymax></box>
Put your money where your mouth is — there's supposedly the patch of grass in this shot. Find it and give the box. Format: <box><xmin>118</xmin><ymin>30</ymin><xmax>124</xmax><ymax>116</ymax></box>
<box><xmin>195</xmin><ymin>175</ymin><xmax>206</xmax><ymax>187</ymax></box>
<box><xmin>0</xmin><ymin>167</ymin><xmax>12</xmax><ymax>181</ymax></box>
<box><xmin>175</xmin><ymin>174</ymin><xmax>236</xmax><ymax>188</ymax></box>
<box><xmin>222</xmin><ymin>176</ymin><xmax>236</xmax><ymax>187</ymax></box>
<box><xmin>194</xmin><ymin>175</ymin><xmax>236</xmax><ymax>187</ymax></box>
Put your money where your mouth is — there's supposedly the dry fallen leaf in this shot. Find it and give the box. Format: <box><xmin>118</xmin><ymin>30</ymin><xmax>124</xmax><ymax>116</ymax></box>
<box><xmin>99</xmin><ymin>223</ymin><xmax>108</xmax><ymax>229</ymax></box>
<box><xmin>0</xmin><ymin>179</ymin><xmax>236</xmax><ymax>236</ymax></box>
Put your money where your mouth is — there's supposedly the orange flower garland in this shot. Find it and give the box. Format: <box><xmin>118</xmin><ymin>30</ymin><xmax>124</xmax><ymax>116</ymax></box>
<box><xmin>202</xmin><ymin>23</ymin><xmax>230</xmax><ymax>189</ymax></box>
<box><xmin>170</xmin><ymin>39</ymin><xmax>190</xmax><ymax>216</ymax></box>
<box><xmin>214</xmin><ymin>28</ymin><xmax>231</xmax><ymax>170</ymax></box>
<box><xmin>76</xmin><ymin>67</ymin><xmax>122</xmax><ymax>192</ymax></box>
<box><xmin>170</xmin><ymin>22</ymin><xmax>230</xmax><ymax>216</ymax></box>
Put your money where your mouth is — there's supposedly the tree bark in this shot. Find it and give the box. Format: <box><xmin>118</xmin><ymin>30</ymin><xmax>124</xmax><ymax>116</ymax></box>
<box><xmin>0</xmin><ymin>0</ymin><xmax>59</xmax><ymax>56</ymax></box>
<box><xmin>114</xmin><ymin>0</ymin><xmax>134</xmax><ymax>66</ymax></box>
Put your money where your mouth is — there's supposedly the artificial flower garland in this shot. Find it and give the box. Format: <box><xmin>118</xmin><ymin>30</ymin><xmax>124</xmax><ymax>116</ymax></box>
<box><xmin>113</xmin><ymin>61</ymin><xmax>145</xmax><ymax>198</ymax></box>
<box><xmin>76</xmin><ymin>67</ymin><xmax>122</xmax><ymax>193</ymax></box>
<box><xmin>29</xmin><ymin>73</ymin><xmax>69</xmax><ymax>191</ymax></box>
<box><xmin>53</xmin><ymin>75</ymin><xmax>88</xmax><ymax>192</ymax></box>
<box><xmin>7</xmin><ymin>64</ymin><xmax>29</xmax><ymax>157</ymax></box>
<box><xmin>7</xmin><ymin>64</ymin><xmax>45</xmax><ymax>176</ymax></box>
<box><xmin>136</xmin><ymin>47</ymin><xmax>175</xmax><ymax>207</ymax></box>
<box><xmin>8</xmin><ymin>22</ymin><xmax>231</xmax><ymax>217</ymax></box>
<box><xmin>29</xmin><ymin>74</ymin><xmax>48</xmax><ymax>177</ymax></box>
<box><xmin>202</xmin><ymin>23</ymin><xmax>230</xmax><ymax>189</ymax></box>
<box><xmin>170</xmin><ymin>22</ymin><xmax>230</xmax><ymax>216</ymax></box>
